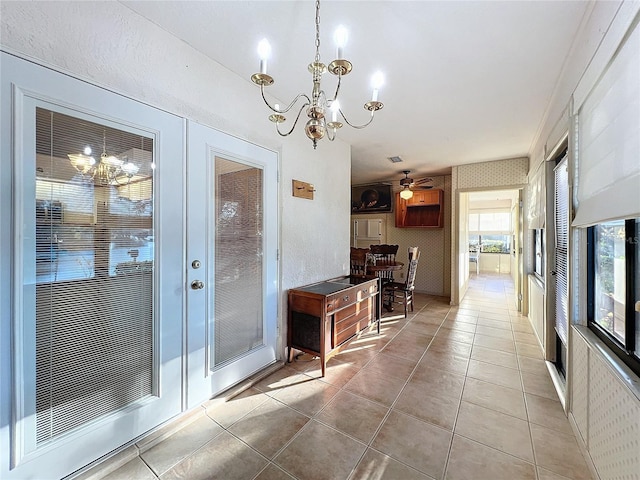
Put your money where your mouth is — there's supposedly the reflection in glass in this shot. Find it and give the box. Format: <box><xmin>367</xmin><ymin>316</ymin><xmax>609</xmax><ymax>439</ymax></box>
<box><xmin>33</xmin><ymin>108</ymin><xmax>155</xmax><ymax>444</ymax></box>
<box><xmin>594</xmin><ymin>221</ymin><xmax>626</xmax><ymax>343</ymax></box>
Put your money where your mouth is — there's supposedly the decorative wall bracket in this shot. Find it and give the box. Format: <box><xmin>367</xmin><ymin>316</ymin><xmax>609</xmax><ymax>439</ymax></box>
<box><xmin>292</xmin><ymin>179</ymin><xmax>315</xmax><ymax>200</ymax></box>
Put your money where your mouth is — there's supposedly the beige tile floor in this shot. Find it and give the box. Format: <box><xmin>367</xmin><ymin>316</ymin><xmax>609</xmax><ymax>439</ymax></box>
<box><xmin>102</xmin><ymin>274</ymin><xmax>593</xmax><ymax>480</ymax></box>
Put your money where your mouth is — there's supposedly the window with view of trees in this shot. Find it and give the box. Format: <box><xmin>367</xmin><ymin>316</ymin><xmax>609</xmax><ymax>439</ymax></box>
<box><xmin>469</xmin><ymin>211</ymin><xmax>512</xmax><ymax>254</ymax></box>
<box><xmin>588</xmin><ymin>218</ymin><xmax>639</xmax><ymax>375</ymax></box>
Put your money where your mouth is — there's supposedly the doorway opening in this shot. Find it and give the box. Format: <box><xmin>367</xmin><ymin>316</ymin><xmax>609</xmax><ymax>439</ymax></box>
<box><xmin>458</xmin><ymin>189</ymin><xmax>523</xmax><ymax>310</ymax></box>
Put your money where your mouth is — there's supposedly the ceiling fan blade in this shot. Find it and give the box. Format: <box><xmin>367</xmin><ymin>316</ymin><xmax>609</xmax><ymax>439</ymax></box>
<box><xmin>413</xmin><ymin>185</ymin><xmax>434</xmax><ymax>190</ymax></box>
<box><xmin>413</xmin><ymin>177</ymin><xmax>433</xmax><ymax>185</ymax></box>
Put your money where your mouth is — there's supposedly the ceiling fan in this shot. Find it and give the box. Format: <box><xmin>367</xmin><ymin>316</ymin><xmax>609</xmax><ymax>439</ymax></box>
<box><xmin>399</xmin><ymin>170</ymin><xmax>433</xmax><ymax>199</ymax></box>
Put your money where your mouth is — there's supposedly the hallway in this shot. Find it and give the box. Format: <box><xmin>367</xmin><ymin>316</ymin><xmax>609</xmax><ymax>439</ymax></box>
<box><xmin>97</xmin><ymin>274</ymin><xmax>592</xmax><ymax>480</ymax></box>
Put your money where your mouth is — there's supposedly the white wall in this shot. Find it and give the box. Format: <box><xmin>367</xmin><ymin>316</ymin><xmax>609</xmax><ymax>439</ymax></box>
<box><xmin>0</xmin><ymin>0</ymin><xmax>351</xmax><ymax>332</ymax></box>
<box><xmin>457</xmin><ymin>191</ymin><xmax>470</xmax><ymax>302</ymax></box>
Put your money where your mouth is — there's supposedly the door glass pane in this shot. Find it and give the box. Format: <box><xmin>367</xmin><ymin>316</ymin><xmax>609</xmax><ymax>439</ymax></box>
<box><xmin>213</xmin><ymin>157</ymin><xmax>264</xmax><ymax>367</ymax></box>
<box><xmin>34</xmin><ymin>108</ymin><xmax>155</xmax><ymax>443</ymax></box>
<box><xmin>593</xmin><ymin>221</ymin><xmax>626</xmax><ymax>343</ymax></box>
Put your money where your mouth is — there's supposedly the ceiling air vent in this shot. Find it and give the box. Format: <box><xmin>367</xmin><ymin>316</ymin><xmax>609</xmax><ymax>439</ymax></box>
<box><xmin>388</xmin><ymin>156</ymin><xmax>403</xmax><ymax>163</ymax></box>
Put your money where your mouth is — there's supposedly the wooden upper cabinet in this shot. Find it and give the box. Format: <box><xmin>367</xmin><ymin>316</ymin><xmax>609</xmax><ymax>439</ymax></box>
<box><xmin>395</xmin><ymin>189</ymin><xmax>444</xmax><ymax>228</ymax></box>
<box><xmin>406</xmin><ymin>189</ymin><xmax>440</xmax><ymax>206</ymax></box>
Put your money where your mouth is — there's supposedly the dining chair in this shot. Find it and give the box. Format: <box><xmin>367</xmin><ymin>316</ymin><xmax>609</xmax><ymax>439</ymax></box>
<box><xmin>382</xmin><ymin>250</ymin><xmax>420</xmax><ymax>318</ymax></box>
<box><xmin>369</xmin><ymin>244</ymin><xmax>399</xmax><ymax>282</ymax></box>
<box><xmin>350</xmin><ymin>247</ymin><xmax>371</xmax><ymax>278</ymax></box>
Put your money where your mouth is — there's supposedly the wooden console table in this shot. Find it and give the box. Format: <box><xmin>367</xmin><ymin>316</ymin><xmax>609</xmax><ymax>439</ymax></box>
<box><xmin>287</xmin><ymin>276</ymin><xmax>381</xmax><ymax>376</ymax></box>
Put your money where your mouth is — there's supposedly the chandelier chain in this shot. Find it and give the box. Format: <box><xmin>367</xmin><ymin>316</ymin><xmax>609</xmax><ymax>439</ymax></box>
<box><xmin>314</xmin><ymin>0</ymin><xmax>321</xmax><ymax>63</ymax></box>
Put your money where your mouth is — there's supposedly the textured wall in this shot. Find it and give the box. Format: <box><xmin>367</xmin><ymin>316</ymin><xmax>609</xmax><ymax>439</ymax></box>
<box><xmin>527</xmin><ymin>275</ymin><xmax>545</xmax><ymax>345</ymax></box>
<box><xmin>571</xmin><ymin>330</ymin><xmax>640</xmax><ymax>479</ymax></box>
<box><xmin>456</xmin><ymin>157</ymin><xmax>529</xmax><ymax>189</ymax></box>
<box><xmin>351</xmin><ymin>174</ymin><xmax>451</xmax><ymax>296</ymax></box>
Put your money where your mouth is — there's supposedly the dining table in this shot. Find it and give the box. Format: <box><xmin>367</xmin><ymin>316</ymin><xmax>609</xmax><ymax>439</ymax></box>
<box><xmin>367</xmin><ymin>261</ymin><xmax>404</xmax><ymax>277</ymax></box>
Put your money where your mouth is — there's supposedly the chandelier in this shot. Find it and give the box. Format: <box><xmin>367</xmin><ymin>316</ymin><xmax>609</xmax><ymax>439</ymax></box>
<box><xmin>67</xmin><ymin>130</ymin><xmax>139</xmax><ymax>185</ymax></box>
<box><xmin>250</xmin><ymin>0</ymin><xmax>384</xmax><ymax>149</ymax></box>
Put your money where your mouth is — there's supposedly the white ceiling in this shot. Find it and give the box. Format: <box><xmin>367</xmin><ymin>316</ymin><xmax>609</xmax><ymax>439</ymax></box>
<box><xmin>122</xmin><ymin>0</ymin><xmax>589</xmax><ymax>185</ymax></box>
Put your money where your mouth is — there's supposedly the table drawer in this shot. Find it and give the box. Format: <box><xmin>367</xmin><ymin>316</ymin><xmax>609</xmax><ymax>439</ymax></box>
<box><xmin>335</xmin><ymin>307</ymin><xmax>371</xmax><ymax>346</ymax></box>
<box><xmin>334</xmin><ymin>302</ymin><xmax>371</xmax><ymax>345</ymax></box>
<box><xmin>326</xmin><ymin>286</ymin><xmax>358</xmax><ymax>312</ymax></box>
<box><xmin>356</xmin><ymin>282</ymin><xmax>378</xmax><ymax>301</ymax></box>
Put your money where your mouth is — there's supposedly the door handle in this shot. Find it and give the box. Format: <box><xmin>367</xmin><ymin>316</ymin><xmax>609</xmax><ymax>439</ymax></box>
<box><xmin>191</xmin><ymin>280</ymin><xmax>205</xmax><ymax>290</ymax></box>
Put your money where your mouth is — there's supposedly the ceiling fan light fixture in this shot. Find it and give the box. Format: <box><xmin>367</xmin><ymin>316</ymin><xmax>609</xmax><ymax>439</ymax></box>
<box><xmin>400</xmin><ymin>187</ymin><xmax>413</xmax><ymax>200</ymax></box>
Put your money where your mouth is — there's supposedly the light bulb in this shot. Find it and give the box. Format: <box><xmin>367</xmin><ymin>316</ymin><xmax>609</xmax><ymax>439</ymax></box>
<box><xmin>274</xmin><ymin>103</ymin><xmax>280</xmax><ymax>112</ymax></box>
<box><xmin>334</xmin><ymin>25</ymin><xmax>348</xmax><ymax>59</ymax></box>
<box><xmin>330</xmin><ymin>100</ymin><xmax>340</xmax><ymax>122</ymax></box>
<box><xmin>257</xmin><ymin>38</ymin><xmax>271</xmax><ymax>74</ymax></box>
<box><xmin>83</xmin><ymin>146</ymin><xmax>92</xmax><ymax>155</ymax></box>
<box><xmin>371</xmin><ymin>71</ymin><xmax>384</xmax><ymax>101</ymax></box>
<box><xmin>400</xmin><ymin>188</ymin><xmax>413</xmax><ymax>200</ymax></box>
<box><xmin>122</xmin><ymin>162</ymin><xmax>139</xmax><ymax>176</ymax></box>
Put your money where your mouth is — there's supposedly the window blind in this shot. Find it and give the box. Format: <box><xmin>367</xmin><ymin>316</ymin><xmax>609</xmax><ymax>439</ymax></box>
<box><xmin>555</xmin><ymin>157</ymin><xmax>570</xmax><ymax>346</ymax></box>
<box><xmin>527</xmin><ymin>161</ymin><xmax>545</xmax><ymax>229</ymax></box>
<box><xmin>573</xmin><ymin>21</ymin><xmax>640</xmax><ymax>227</ymax></box>
<box><xmin>469</xmin><ymin>211</ymin><xmax>511</xmax><ymax>233</ymax></box>
<box><xmin>34</xmin><ymin>108</ymin><xmax>155</xmax><ymax>444</ymax></box>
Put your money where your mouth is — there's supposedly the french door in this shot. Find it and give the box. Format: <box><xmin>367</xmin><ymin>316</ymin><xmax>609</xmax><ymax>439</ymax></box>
<box><xmin>1</xmin><ymin>53</ymin><xmax>183</xmax><ymax>479</ymax></box>
<box><xmin>186</xmin><ymin>122</ymin><xmax>278</xmax><ymax>407</ymax></box>
<box><xmin>553</xmin><ymin>155</ymin><xmax>570</xmax><ymax>378</ymax></box>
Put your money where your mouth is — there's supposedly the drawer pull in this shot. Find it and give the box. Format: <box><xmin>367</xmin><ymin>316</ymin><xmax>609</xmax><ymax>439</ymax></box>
<box><xmin>343</xmin><ymin>295</ymin><xmax>350</xmax><ymax>302</ymax></box>
<box><xmin>327</xmin><ymin>303</ymin><xmax>333</xmax><ymax>309</ymax></box>
<box><xmin>362</xmin><ymin>289</ymin><xmax>368</xmax><ymax>294</ymax></box>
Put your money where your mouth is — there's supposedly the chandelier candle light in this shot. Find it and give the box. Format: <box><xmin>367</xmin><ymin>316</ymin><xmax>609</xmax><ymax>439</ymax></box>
<box><xmin>251</xmin><ymin>0</ymin><xmax>384</xmax><ymax>149</ymax></box>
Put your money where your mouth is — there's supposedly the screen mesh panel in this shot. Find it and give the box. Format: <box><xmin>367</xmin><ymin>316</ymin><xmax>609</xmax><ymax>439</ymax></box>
<box><xmin>213</xmin><ymin>158</ymin><xmax>264</xmax><ymax>367</ymax></box>
<box><xmin>34</xmin><ymin>108</ymin><xmax>155</xmax><ymax>444</ymax></box>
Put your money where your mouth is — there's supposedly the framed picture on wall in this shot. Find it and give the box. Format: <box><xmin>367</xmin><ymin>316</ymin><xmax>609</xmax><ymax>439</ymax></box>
<box><xmin>351</xmin><ymin>183</ymin><xmax>392</xmax><ymax>213</ymax></box>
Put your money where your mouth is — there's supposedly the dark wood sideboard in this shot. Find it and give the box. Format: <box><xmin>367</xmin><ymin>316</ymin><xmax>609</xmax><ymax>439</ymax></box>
<box><xmin>287</xmin><ymin>276</ymin><xmax>381</xmax><ymax>376</ymax></box>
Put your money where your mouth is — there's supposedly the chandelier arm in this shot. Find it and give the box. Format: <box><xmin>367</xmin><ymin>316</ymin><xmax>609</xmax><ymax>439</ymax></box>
<box><xmin>327</xmin><ymin>73</ymin><xmax>342</xmax><ymax>103</ymax></box>
<box><xmin>260</xmin><ymin>85</ymin><xmax>311</xmax><ymax>114</ymax></box>
<box><xmin>275</xmin><ymin>103</ymin><xmax>309</xmax><ymax>137</ymax></box>
<box><xmin>339</xmin><ymin>108</ymin><xmax>376</xmax><ymax>129</ymax></box>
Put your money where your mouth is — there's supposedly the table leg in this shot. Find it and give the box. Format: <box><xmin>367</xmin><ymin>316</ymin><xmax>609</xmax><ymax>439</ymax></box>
<box><xmin>287</xmin><ymin>346</ymin><xmax>294</xmax><ymax>363</ymax></box>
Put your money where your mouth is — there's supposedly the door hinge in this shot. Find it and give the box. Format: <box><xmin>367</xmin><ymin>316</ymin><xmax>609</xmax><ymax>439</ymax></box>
<box><xmin>518</xmin><ymin>293</ymin><xmax>523</xmax><ymax>301</ymax></box>
<box><xmin>276</xmin><ymin>249</ymin><xmax>280</xmax><ymax>261</ymax></box>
